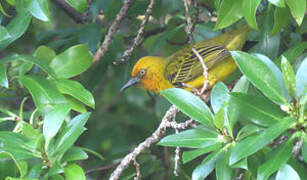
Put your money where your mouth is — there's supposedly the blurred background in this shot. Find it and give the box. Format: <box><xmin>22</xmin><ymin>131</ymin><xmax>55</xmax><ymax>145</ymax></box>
<box><xmin>1</xmin><ymin>0</ymin><xmax>306</xmax><ymax>179</ymax></box>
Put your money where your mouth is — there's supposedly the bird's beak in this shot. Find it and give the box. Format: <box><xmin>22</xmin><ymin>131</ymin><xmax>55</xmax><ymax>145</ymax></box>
<box><xmin>120</xmin><ymin>77</ymin><xmax>140</xmax><ymax>92</ymax></box>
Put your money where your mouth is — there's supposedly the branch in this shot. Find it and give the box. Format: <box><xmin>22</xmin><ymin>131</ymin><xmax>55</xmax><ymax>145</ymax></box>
<box><xmin>114</xmin><ymin>0</ymin><xmax>156</xmax><ymax>65</ymax></box>
<box><xmin>93</xmin><ymin>0</ymin><xmax>134</xmax><ymax>63</ymax></box>
<box><xmin>191</xmin><ymin>48</ymin><xmax>209</xmax><ymax>94</ymax></box>
<box><xmin>50</xmin><ymin>0</ymin><xmax>88</xmax><ymax>23</ymax></box>
<box><xmin>183</xmin><ymin>0</ymin><xmax>198</xmax><ymax>43</ymax></box>
<box><xmin>109</xmin><ymin>105</ymin><xmax>178</xmax><ymax>180</ymax></box>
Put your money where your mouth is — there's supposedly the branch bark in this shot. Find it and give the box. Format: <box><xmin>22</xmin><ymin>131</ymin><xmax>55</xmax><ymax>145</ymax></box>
<box><xmin>93</xmin><ymin>0</ymin><xmax>134</xmax><ymax>63</ymax></box>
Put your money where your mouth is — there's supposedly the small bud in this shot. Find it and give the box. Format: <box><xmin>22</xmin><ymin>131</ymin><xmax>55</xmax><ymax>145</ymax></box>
<box><xmin>280</xmin><ymin>104</ymin><xmax>289</xmax><ymax>112</ymax></box>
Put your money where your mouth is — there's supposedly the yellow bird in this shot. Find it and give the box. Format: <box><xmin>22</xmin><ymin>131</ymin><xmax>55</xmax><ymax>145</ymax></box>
<box><xmin>121</xmin><ymin>24</ymin><xmax>250</xmax><ymax>94</ymax></box>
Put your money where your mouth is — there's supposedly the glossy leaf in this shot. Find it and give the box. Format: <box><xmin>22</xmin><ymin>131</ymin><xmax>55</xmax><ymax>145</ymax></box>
<box><xmin>0</xmin><ymin>152</ymin><xmax>27</xmax><ymax>178</ymax></box>
<box><xmin>211</xmin><ymin>82</ymin><xmax>229</xmax><ymax>113</ymax></box>
<box><xmin>268</xmin><ymin>0</ymin><xmax>285</xmax><ymax>7</ymax></box>
<box><xmin>0</xmin><ymin>12</ymin><xmax>31</xmax><ymax>50</ymax></box>
<box><xmin>55</xmin><ymin>79</ymin><xmax>95</xmax><ymax>108</ymax></box>
<box><xmin>296</xmin><ymin>57</ymin><xmax>307</xmax><ymax>97</ymax></box>
<box><xmin>65</xmin><ymin>0</ymin><xmax>87</xmax><ymax>13</ymax></box>
<box><xmin>213</xmin><ymin>104</ymin><xmax>226</xmax><ymax>130</ymax></box>
<box><xmin>54</xmin><ymin>113</ymin><xmax>90</xmax><ymax>156</ymax></box>
<box><xmin>33</xmin><ymin>46</ymin><xmax>56</xmax><ymax>64</ymax></box>
<box><xmin>182</xmin><ymin>143</ymin><xmax>222</xmax><ymax>164</ymax></box>
<box><xmin>61</xmin><ymin>147</ymin><xmax>88</xmax><ymax>163</ymax></box>
<box><xmin>231</xmin><ymin>51</ymin><xmax>287</xmax><ymax>105</ymax></box>
<box><xmin>230</xmin><ymin>92</ymin><xmax>285</xmax><ymax>126</ymax></box>
<box><xmin>19</xmin><ymin>76</ymin><xmax>66</xmax><ymax>111</ymax></box>
<box><xmin>64</xmin><ymin>163</ymin><xmax>86</xmax><ymax>180</ymax></box>
<box><xmin>216</xmin><ymin>150</ymin><xmax>234</xmax><ymax>180</ymax></box>
<box><xmin>276</xmin><ymin>164</ymin><xmax>300</xmax><ymax>180</ymax></box>
<box><xmin>229</xmin><ymin>117</ymin><xmax>296</xmax><ymax>165</ymax></box>
<box><xmin>0</xmin><ymin>64</ymin><xmax>8</xmax><ymax>88</ymax></box>
<box><xmin>242</xmin><ymin>0</ymin><xmax>261</xmax><ymax>29</ymax></box>
<box><xmin>275</xmin><ymin>42</ymin><xmax>307</xmax><ymax>65</ymax></box>
<box><xmin>0</xmin><ymin>54</ymin><xmax>57</xmax><ymax>78</ymax></box>
<box><xmin>302</xmin><ymin>136</ymin><xmax>307</xmax><ymax>163</ymax></box>
<box><xmin>50</xmin><ymin>44</ymin><xmax>93</xmax><ymax>78</ymax></box>
<box><xmin>25</xmin><ymin>0</ymin><xmax>50</xmax><ymax>21</ymax></box>
<box><xmin>214</xmin><ymin>0</ymin><xmax>243</xmax><ymax>30</ymax></box>
<box><xmin>192</xmin><ymin>149</ymin><xmax>223</xmax><ymax>180</ymax></box>
<box><xmin>64</xmin><ymin>95</ymin><xmax>87</xmax><ymax>113</ymax></box>
<box><xmin>271</xmin><ymin>7</ymin><xmax>291</xmax><ymax>35</ymax></box>
<box><xmin>158</xmin><ymin>127</ymin><xmax>220</xmax><ymax>148</ymax></box>
<box><xmin>43</xmin><ymin>104</ymin><xmax>71</xmax><ymax>147</ymax></box>
<box><xmin>257</xmin><ymin>136</ymin><xmax>294</xmax><ymax>180</ymax></box>
<box><xmin>0</xmin><ymin>26</ymin><xmax>11</xmax><ymax>42</ymax></box>
<box><xmin>281</xmin><ymin>56</ymin><xmax>296</xmax><ymax>100</ymax></box>
<box><xmin>286</xmin><ymin>0</ymin><xmax>306</xmax><ymax>26</ymax></box>
<box><xmin>161</xmin><ymin>88</ymin><xmax>213</xmax><ymax>125</ymax></box>
<box><xmin>236</xmin><ymin>124</ymin><xmax>261</xmax><ymax>141</ymax></box>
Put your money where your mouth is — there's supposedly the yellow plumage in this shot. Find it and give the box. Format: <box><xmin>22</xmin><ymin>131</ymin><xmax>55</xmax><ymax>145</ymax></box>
<box><xmin>121</xmin><ymin>24</ymin><xmax>250</xmax><ymax>93</ymax></box>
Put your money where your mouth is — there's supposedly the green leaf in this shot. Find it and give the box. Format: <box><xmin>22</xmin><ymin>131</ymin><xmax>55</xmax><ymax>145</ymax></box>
<box><xmin>281</xmin><ymin>56</ymin><xmax>296</xmax><ymax>100</ymax></box>
<box><xmin>229</xmin><ymin>116</ymin><xmax>296</xmax><ymax>165</ymax></box>
<box><xmin>296</xmin><ymin>57</ymin><xmax>307</xmax><ymax>97</ymax></box>
<box><xmin>192</xmin><ymin>149</ymin><xmax>223</xmax><ymax>180</ymax></box>
<box><xmin>0</xmin><ymin>12</ymin><xmax>31</xmax><ymax>50</ymax></box>
<box><xmin>276</xmin><ymin>164</ymin><xmax>300</xmax><ymax>180</ymax></box>
<box><xmin>61</xmin><ymin>147</ymin><xmax>88</xmax><ymax>163</ymax></box>
<box><xmin>27</xmin><ymin>163</ymin><xmax>43</xmax><ymax>179</ymax></box>
<box><xmin>80</xmin><ymin>147</ymin><xmax>104</xmax><ymax>161</ymax></box>
<box><xmin>231</xmin><ymin>51</ymin><xmax>287</xmax><ymax>105</ymax></box>
<box><xmin>286</xmin><ymin>0</ymin><xmax>306</xmax><ymax>26</ymax></box>
<box><xmin>242</xmin><ymin>0</ymin><xmax>261</xmax><ymax>29</ymax></box>
<box><xmin>268</xmin><ymin>0</ymin><xmax>285</xmax><ymax>7</ymax></box>
<box><xmin>43</xmin><ymin>104</ymin><xmax>71</xmax><ymax>147</ymax></box>
<box><xmin>250</xmin><ymin>6</ymin><xmax>280</xmax><ymax>59</ymax></box>
<box><xmin>302</xmin><ymin>136</ymin><xmax>307</xmax><ymax>163</ymax></box>
<box><xmin>182</xmin><ymin>143</ymin><xmax>222</xmax><ymax>164</ymax></box>
<box><xmin>54</xmin><ymin>113</ymin><xmax>90</xmax><ymax>156</ymax></box>
<box><xmin>55</xmin><ymin>79</ymin><xmax>95</xmax><ymax>108</ymax></box>
<box><xmin>0</xmin><ymin>152</ymin><xmax>28</xmax><ymax>178</ymax></box>
<box><xmin>216</xmin><ymin>150</ymin><xmax>234</xmax><ymax>180</ymax></box>
<box><xmin>0</xmin><ymin>26</ymin><xmax>11</xmax><ymax>42</ymax></box>
<box><xmin>0</xmin><ymin>64</ymin><xmax>8</xmax><ymax>88</ymax></box>
<box><xmin>211</xmin><ymin>82</ymin><xmax>229</xmax><ymax>113</ymax></box>
<box><xmin>33</xmin><ymin>46</ymin><xmax>56</xmax><ymax>64</ymax></box>
<box><xmin>64</xmin><ymin>95</ymin><xmax>87</xmax><ymax>113</ymax></box>
<box><xmin>214</xmin><ymin>0</ymin><xmax>243</xmax><ymax>30</ymax></box>
<box><xmin>158</xmin><ymin>127</ymin><xmax>221</xmax><ymax>148</ymax></box>
<box><xmin>19</xmin><ymin>75</ymin><xmax>66</xmax><ymax>112</ymax></box>
<box><xmin>271</xmin><ymin>7</ymin><xmax>291</xmax><ymax>35</ymax></box>
<box><xmin>50</xmin><ymin>44</ymin><xmax>93</xmax><ymax>78</ymax></box>
<box><xmin>275</xmin><ymin>42</ymin><xmax>307</xmax><ymax>65</ymax></box>
<box><xmin>213</xmin><ymin>104</ymin><xmax>226</xmax><ymax>130</ymax></box>
<box><xmin>0</xmin><ymin>54</ymin><xmax>57</xmax><ymax>79</ymax></box>
<box><xmin>64</xmin><ymin>163</ymin><xmax>86</xmax><ymax>180</ymax></box>
<box><xmin>65</xmin><ymin>0</ymin><xmax>88</xmax><ymax>13</ymax></box>
<box><xmin>0</xmin><ymin>2</ymin><xmax>10</xmax><ymax>16</ymax></box>
<box><xmin>236</xmin><ymin>124</ymin><xmax>261</xmax><ymax>141</ymax></box>
<box><xmin>230</xmin><ymin>92</ymin><xmax>286</xmax><ymax>126</ymax></box>
<box><xmin>257</xmin><ymin>136</ymin><xmax>294</xmax><ymax>180</ymax></box>
<box><xmin>24</xmin><ymin>0</ymin><xmax>50</xmax><ymax>21</ymax></box>
<box><xmin>161</xmin><ymin>88</ymin><xmax>213</xmax><ymax>126</ymax></box>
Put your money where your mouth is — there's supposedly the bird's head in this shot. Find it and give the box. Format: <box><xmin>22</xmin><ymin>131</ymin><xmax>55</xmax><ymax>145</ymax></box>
<box><xmin>120</xmin><ymin>56</ymin><xmax>170</xmax><ymax>93</ymax></box>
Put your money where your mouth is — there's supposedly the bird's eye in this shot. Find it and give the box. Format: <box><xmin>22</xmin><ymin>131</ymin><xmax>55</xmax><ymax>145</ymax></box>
<box><xmin>139</xmin><ymin>69</ymin><xmax>146</xmax><ymax>76</ymax></box>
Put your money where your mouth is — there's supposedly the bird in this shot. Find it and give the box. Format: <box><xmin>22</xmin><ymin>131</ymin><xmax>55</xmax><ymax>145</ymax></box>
<box><xmin>120</xmin><ymin>24</ymin><xmax>250</xmax><ymax>94</ymax></box>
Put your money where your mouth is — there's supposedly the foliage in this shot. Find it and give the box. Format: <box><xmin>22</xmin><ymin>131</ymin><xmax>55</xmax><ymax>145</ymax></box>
<box><xmin>0</xmin><ymin>0</ymin><xmax>306</xmax><ymax>179</ymax></box>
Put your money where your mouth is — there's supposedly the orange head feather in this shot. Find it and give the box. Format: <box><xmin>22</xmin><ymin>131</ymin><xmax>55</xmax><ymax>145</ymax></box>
<box><xmin>121</xmin><ymin>56</ymin><xmax>172</xmax><ymax>93</ymax></box>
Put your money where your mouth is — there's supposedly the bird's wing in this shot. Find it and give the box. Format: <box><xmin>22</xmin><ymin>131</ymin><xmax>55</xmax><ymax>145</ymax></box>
<box><xmin>165</xmin><ymin>43</ymin><xmax>230</xmax><ymax>87</ymax></box>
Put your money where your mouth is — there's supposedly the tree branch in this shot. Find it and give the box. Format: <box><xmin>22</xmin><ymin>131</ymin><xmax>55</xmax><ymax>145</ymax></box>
<box><xmin>109</xmin><ymin>105</ymin><xmax>179</xmax><ymax>180</ymax></box>
<box><xmin>114</xmin><ymin>0</ymin><xmax>156</xmax><ymax>65</ymax></box>
<box><xmin>93</xmin><ymin>0</ymin><xmax>134</xmax><ymax>63</ymax></box>
<box><xmin>50</xmin><ymin>0</ymin><xmax>88</xmax><ymax>23</ymax></box>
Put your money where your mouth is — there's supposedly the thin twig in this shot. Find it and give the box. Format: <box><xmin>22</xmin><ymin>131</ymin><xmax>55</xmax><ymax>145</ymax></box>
<box><xmin>109</xmin><ymin>105</ymin><xmax>178</xmax><ymax>180</ymax></box>
<box><xmin>93</xmin><ymin>0</ymin><xmax>134</xmax><ymax>63</ymax></box>
<box><xmin>133</xmin><ymin>159</ymin><xmax>141</xmax><ymax>180</ymax></box>
<box><xmin>50</xmin><ymin>0</ymin><xmax>88</xmax><ymax>23</ymax></box>
<box><xmin>114</xmin><ymin>0</ymin><xmax>156</xmax><ymax>65</ymax></box>
<box><xmin>191</xmin><ymin>48</ymin><xmax>209</xmax><ymax>94</ymax></box>
<box><xmin>183</xmin><ymin>0</ymin><xmax>193</xmax><ymax>43</ymax></box>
